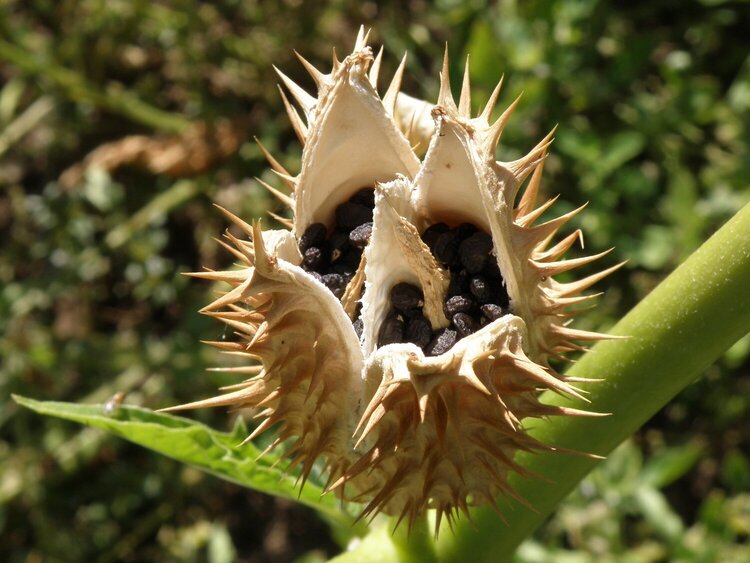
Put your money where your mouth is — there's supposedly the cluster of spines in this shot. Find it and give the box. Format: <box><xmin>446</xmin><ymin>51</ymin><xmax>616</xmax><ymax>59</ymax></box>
<box><xmin>165</xmin><ymin>218</ymin><xmax>361</xmax><ymax>493</ymax></box>
<box><xmin>338</xmin><ymin>330</ymin><xmax>603</xmax><ymax>532</ymax></box>
<box><xmin>510</xmin><ymin>159</ymin><xmax>626</xmax><ymax>366</ymax></box>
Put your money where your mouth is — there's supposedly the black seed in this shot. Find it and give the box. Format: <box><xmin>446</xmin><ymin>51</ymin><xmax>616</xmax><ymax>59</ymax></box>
<box><xmin>447</xmin><ymin>269</ymin><xmax>470</xmax><ymax>297</ymax></box>
<box><xmin>456</xmin><ymin>222</ymin><xmax>478</xmax><ymax>240</ymax></box>
<box><xmin>500</xmin><ymin>290</ymin><xmax>511</xmax><ymax>308</ymax></box>
<box><xmin>378</xmin><ymin>311</ymin><xmax>405</xmax><ymax>346</ymax></box>
<box><xmin>459</xmin><ymin>232</ymin><xmax>493</xmax><ymax>273</ymax></box>
<box><xmin>349</xmin><ymin>222</ymin><xmax>373</xmax><ymax>248</ymax></box>
<box><xmin>469</xmin><ymin>275</ymin><xmax>494</xmax><ymax>303</ymax></box>
<box><xmin>340</xmin><ymin>247</ymin><xmax>363</xmax><ymax>268</ymax></box>
<box><xmin>353</xmin><ymin>318</ymin><xmax>364</xmax><ymax>339</ymax></box>
<box><xmin>302</xmin><ymin>246</ymin><xmax>325</xmax><ymax>271</ymax></box>
<box><xmin>444</xmin><ymin>294</ymin><xmax>474</xmax><ymax>317</ymax></box>
<box><xmin>481</xmin><ymin>260</ymin><xmax>510</xmax><ymax>306</ymax></box>
<box><xmin>452</xmin><ymin>312</ymin><xmax>477</xmax><ymax>338</ymax></box>
<box><xmin>480</xmin><ymin>303</ymin><xmax>505</xmax><ymax>321</ymax></box>
<box><xmin>322</xmin><ymin>273</ymin><xmax>346</xmax><ymax>298</ymax></box>
<box><xmin>330</xmin><ymin>262</ymin><xmax>354</xmax><ymax>279</ymax></box>
<box><xmin>329</xmin><ymin>231</ymin><xmax>351</xmax><ymax>259</ymax></box>
<box><xmin>482</xmin><ymin>257</ymin><xmax>502</xmax><ymax>279</ymax></box>
<box><xmin>493</xmin><ymin>283</ymin><xmax>510</xmax><ymax>308</ymax></box>
<box><xmin>433</xmin><ymin>230</ymin><xmax>460</xmax><ymax>268</ymax></box>
<box><xmin>299</xmin><ymin>223</ymin><xmax>327</xmax><ymax>252</ymax></box>
<box><xmin>391</xmin><ymin>283</ymin><xmax>424</xmax><ymax>312</ymax></box>
<box><xmin>329</xmin><ymin>262</ymin><xmax>350</xmax><ymax>275</ymax></box>
<box><xmin>479</xmin><ymin>315</ymin><xmax>490</xmax><ymax>327</ymax></box>
<box><xmin>349</xmin><ymin>187</ymin><xmax>376</xmax><ymax>208</ymax></box>
<box><xmin>426</xmin><ymin>328</ymin><xmax>458</xmax><ymax>356</ymax></box>
<box><xmin>335</xmin><ymin>202</ymin><xmax>373</xmax><ymax>229</ymax></box>
<box><xmin>421</xmin><ymin>222</ymin><xmax>450</xmax><ymax>251</ymax></box>
<box><xmin>405</xmin><ymin>314</ymin><xmax>432</xmax><ymax>349</ymax></box>
<box><xmin>308</xmin><ymin>271</ymin><xmax>323</xmax><ymax>283</ymax></box>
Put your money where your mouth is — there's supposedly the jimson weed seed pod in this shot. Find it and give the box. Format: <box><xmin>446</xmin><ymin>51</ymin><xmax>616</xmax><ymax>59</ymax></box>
<box><xmin>166</xmin><ymin>29</ymin><xmax>623</xmax><ymax>530</ymax></box>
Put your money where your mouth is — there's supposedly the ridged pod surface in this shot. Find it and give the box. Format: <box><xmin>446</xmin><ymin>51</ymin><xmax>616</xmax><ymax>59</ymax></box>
<box><xmin>166</xmin><ymin>28</ymin><xmax>623</xmax><ymax>530</ymax></box>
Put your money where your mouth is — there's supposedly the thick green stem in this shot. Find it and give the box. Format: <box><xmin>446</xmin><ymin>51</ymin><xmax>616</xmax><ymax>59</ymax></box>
<box><xmin>330</xmin><ymin>515</ymin><xmax>437</xmax><ymax>563</ymax></box>
<box><xmin>391</xmin><ymin>515</ymin><xmax>438</xmax><ymax>563</ymax></box>
<box><xmin>436</xmin><ymin>203</ymin><xmax>750</xmax><ymax>560</ymax></box>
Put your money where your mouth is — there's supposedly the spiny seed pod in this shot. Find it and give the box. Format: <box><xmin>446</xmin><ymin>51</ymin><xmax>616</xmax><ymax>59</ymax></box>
<box><xmin>165</xmin><ymin>28</ymin><xmax>624</xmax><ymax>531</ymax></box>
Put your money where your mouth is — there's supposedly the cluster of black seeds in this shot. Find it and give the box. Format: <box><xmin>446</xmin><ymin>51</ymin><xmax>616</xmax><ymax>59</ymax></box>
<box><xmin>298</xmin><ymin>187</ymin><xmax>375</xmax><ymax>299</ymax></box>
<box><xmin>376</xmin><ymin>222</ymin><xmax>511</xmax><ymax>356</ymax></box>
<box><xmin>378</xmin><ymin>283</ymin><xmax>438</xmax><ymax>352</ymax></box>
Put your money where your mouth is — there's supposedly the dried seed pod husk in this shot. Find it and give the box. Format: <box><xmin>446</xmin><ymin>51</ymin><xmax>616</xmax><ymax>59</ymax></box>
<box><xmin>169</xmin><ymin>27</ymin><xmax>622</xmax><ymax>530</ymax></box>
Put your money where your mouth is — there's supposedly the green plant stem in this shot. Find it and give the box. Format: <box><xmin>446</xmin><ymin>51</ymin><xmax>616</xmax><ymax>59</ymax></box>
<box><xmin>0</xmin><ymin>96</ymin><xmax>54</xmax><ymax>158</ymax></box>
<box><xmin>0</xmin><ymin>38</ymin><xmax>190</xmax><ymax>133</ymax></box>
<box><xmin>435</xmin><ymin>202</ymin><xmax>750</xmax><ymax>560</ymax></box>
<box><xmin>391</xmin><ymin>515</ymin><xmax>438</xmax><ymax>563</ymax></box>
<box><xmin>329</xmin><ymin>515</ymin><xmax>437</xmax><ymax>563</ymax></box>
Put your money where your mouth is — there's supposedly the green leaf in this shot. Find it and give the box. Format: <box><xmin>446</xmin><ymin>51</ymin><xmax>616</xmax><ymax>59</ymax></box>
<box><xmin>12</xmin><ymin>395</ymin><xmax>362</xmax><ymax>534</ymax></box>
<box><xmin>598</xmin><ymin>131</ymin><xmax>646</xmax><ymax>177</ymax></box>
<box><xmin>634</xmin><ymin>486</ymin><xmax>684</xmax><ymax>543</ymax></box>
<box><xmin>720</xmin><ymin>450</ymin><xmax>750</xmax><ymax>493</ymax></box>
<box><xmin>207</xmin><ymin>523</ymin><xmax>237</xmax><ymax>563</ymax></box>
<box><xmin>641</xmin><ymin>442</ymin><xmax>705</xmax><ymax>489</ymax></box>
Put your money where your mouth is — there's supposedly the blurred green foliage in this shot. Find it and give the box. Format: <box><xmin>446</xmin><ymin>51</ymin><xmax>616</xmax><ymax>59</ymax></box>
<box><xmin>1</xmin><ymin>0</ymin><xmax>748</xmax><ymax>561</ymax></box>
